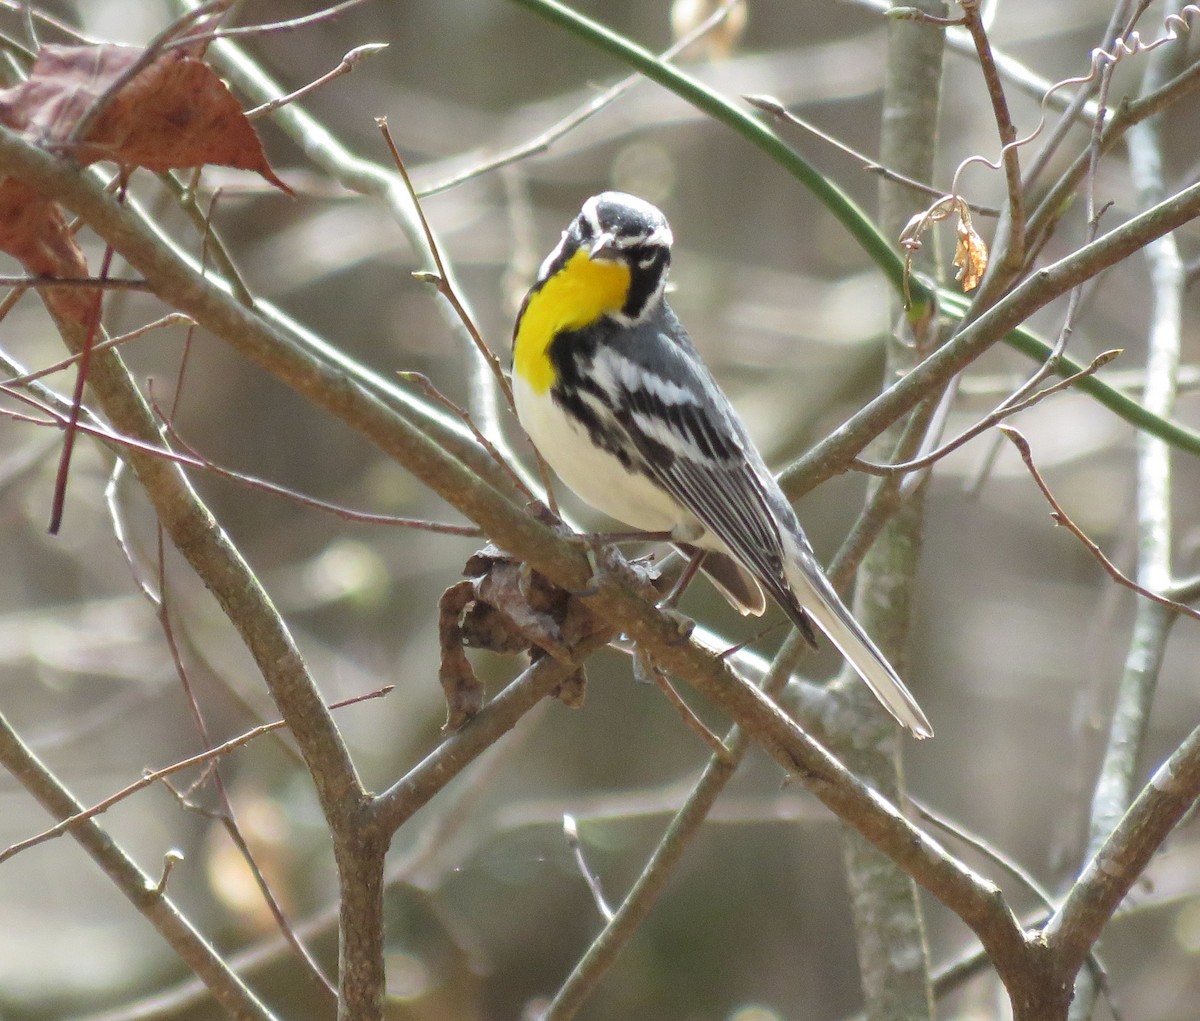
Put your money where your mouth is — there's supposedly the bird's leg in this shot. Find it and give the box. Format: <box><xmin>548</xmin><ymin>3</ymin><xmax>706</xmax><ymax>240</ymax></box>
<box><xmin>561</xmin><ymin>527</ymin><xmax>673</xmax><ymax>598</ymax></box>
<box><xmin>627</xmin><ymin>520</ymin><xmax>706</xmax><ymax>638</ymax></box>
<box><xmin>569</xmin><ymin>544</ymin><xmax>607</xmax><ymax>600</ymax></box>
<box><xmin>659</xmin><ymin>547</ymin><xmax>705</xmax><ymax>612</ymax></box>
<box><xmin>564</xmin><ymin>534</ymin><xmax>696</xmax><ymax>642</ymax></box>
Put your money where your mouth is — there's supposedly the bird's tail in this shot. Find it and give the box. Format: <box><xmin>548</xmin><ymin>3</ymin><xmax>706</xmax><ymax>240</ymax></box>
<box><xmin>781</xmin><ymin>536</ymin><xmax>934</xmax><ymax>739</ymax></box>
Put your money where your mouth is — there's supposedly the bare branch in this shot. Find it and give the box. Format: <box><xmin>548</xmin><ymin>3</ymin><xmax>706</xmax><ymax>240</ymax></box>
<box><xmin>1046</xmin><ymin>721</ymin><xmax>1200</xmax><ymax>978</ymax></box>
<box><xmin>0</xmin><ymin>709</ymin><xmax>279</xmax><ymax>1021</ymax></box>
<box><xmin>999</xmin><ymin>426</ymin><xmax>1200</xmax><ymax>622</ymax></box>
<box><xmin>854</xmin><ymin>349</ymin><xmax>1120</xmax><ymax>477</ymax></box>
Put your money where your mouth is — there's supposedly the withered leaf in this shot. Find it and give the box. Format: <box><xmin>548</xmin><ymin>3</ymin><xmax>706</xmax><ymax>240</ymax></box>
<box><xmin>552</xmin><ymin>667</ymin><xmax>587</xmax><ymax>709</ymax></box>
<box><xmin>953</xmin><ymin>215</ymin><xmax>988</xmax><ymax>293</ymax></box>
<box><xmin>436</xmin><ymin>542</ymin><xmax>624</xmax><ymax>726</ymax></box>
<box><xmin>0</xmin><ymin>178</ymin><xmax>89</xmax><ymax>298</ymax></box>
<box><xmin>437</xmin><ymin>581</ymin><xmax>484</xmax><ymax>732</ymax></box>
<box><xmin>0</xmin><ymin>43</ymin><xmax>291</xmax><ymax>191</ymax></box>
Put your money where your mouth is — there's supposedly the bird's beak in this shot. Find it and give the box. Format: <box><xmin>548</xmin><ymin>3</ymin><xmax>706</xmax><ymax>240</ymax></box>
<box><xmin>588</xmin><ymin>231</ymin><xmax>618</xmax><ymax>260</ymax></box>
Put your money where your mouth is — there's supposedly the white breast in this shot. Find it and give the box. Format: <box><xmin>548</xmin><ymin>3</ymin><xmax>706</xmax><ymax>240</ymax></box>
<box><xmin>513</xmin><ymin>374</ymin><xmax>691</xmax><ymax>535</ymax></box>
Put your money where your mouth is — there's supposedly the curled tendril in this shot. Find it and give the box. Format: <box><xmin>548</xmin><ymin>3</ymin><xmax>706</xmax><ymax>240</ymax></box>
<box><xmin>896</xmin><ymin>3</ymin><xmax>1197</xmax><ymax>299</ymax></box>
<box><xmin>949</xmin><ymin>4</ymin><xmax>1199</xmax><ymax>197</ymax></box>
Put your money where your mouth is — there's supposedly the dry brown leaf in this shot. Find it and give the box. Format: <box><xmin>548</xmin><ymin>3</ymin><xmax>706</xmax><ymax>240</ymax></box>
<box><xmin>953</xmin><ymin>215</ymin><xmax>988</xmax><ymax>292</ymax></box>
<box><xmin>0</xmin><ymin>42</ymin><xmax>291</xmax><ymax>189</ymax></box>
<box><xmin>437</xmin><ymin>581</ymin><xmax>485</xmax><ymax>732</ymax></box>
<box><xmin>0</xmin><ymin>178</ymin><xmax>89</xmax><ymax>290</ymax></box>
<box><xmin>0</xmin><ymin>41</ymin><xmax>292</xmax><ymax>323</ymax></box>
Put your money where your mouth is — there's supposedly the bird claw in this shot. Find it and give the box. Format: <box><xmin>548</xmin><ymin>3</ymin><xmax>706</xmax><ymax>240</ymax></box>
<box><xmin>558</xmin><ymin>545</ymin><xmax>606</xmax><ymax>599</ymax></box>
<box><xmin>656</xmin><ymin>607</ymin><xmax>695</xmax><ymax>645</ymax></box>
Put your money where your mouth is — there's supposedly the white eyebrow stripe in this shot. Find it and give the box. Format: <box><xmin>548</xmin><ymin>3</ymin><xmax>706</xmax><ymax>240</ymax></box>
<box><xmin>581</xmin><ymin>195</ymin><xmax>604</xmax><ymax>239</ymax></box>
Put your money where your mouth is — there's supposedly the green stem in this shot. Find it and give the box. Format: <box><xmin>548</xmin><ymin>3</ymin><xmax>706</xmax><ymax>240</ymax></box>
<box><xmin>505</xmin><ymin>0</ymin><xmax>906</xmax><ymax>295</ymax></box>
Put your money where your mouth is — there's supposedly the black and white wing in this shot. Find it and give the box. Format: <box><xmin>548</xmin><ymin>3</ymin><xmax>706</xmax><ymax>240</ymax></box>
<box><xmin>586</xmin><ymin>312</ymin><xmax>934</xmax><ymax>738</ymax></box>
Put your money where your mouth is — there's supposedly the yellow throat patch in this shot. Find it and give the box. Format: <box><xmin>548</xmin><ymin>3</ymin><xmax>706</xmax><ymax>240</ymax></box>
<box><xmin>513</xmin><ymin>249</ymin><xmax>631</xmax><ymax>394</ymax></box>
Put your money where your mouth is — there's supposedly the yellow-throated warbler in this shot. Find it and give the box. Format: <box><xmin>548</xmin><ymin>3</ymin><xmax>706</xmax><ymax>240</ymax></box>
<box><xmin>511</xmin><ymin>192</ymin><xmax>932</xmax><ymax>739</ymax></box>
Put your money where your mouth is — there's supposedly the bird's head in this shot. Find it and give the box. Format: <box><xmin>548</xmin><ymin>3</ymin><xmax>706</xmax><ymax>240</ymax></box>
<box><xmin>539</xmin><ymin>192</ymin><xmax>675</xmax><ymax>323</ymax></box>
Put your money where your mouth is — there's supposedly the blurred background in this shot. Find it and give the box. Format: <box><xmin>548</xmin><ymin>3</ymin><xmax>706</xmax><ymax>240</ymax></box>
<box><xmin>1</xmin><ymin>1</ymin><xmax>1199</xmax><ymax>1018</ymax></box>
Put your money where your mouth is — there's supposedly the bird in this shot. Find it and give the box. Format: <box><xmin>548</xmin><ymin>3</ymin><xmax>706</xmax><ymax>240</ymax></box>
<box><xmin>510</xmin><ymin>191</ymin><xmax>933</xmax><ymax>739</ymax></box>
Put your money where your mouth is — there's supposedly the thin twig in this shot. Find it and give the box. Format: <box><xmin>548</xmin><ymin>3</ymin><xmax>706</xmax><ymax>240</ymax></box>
<box><xmin>644</xmin><ymin>655</ymin><xmax>731</xmax><ymax>762</ymax></box>
<box><xmin>914</xmin><ymin>798</ymin><xmax>1057</xmax><ymax>909</ymax></box>
<box><xmin>0</xmin><ymin>687</ymin><xmax>391</xmax><ymax>866</ymax></box>
<box><xmin>852</xmin><ymin>0</ymin><xmax>1102</xmax><ymax>121</ymax></box>
<box><xmin>999</xmin><ymin>426</ymin><xmax>1200</xmax><ymax>622</ymax></box>
<box><xmin>397</xmin><ymin>370</ymin><xmax>533</xmax><ymax>501</ymax></box>
<box><xmin>105</xmin><ymin>460</ymin><xmax>161</xmax><ymax>607</ymax></box>
<box><xmin>166</xmin><ymin>0</ymin><xmax>373</xmax><ymax>51</ymax></box>
<box><xmin>158</xmin><ymin>173</ymin><xmax>256</xmax><ymax>308</ymax></box>
<box><xmin>418</xmin><ymin>0</ymin><xmax>747</xmax><ymax>197</ymax></box>
<box><xmin>563</xmin><ymin>815</ymin><xmax>614</xmax><ymax>923</ymax></box>
<box><xmin>0</xmin><ymin>381</ymin><xmax>487</xmax><ymax>536</ymax></box>
<box><xmin>855</xmin><ymin>349</ymin><xmax>1120</xmax><ymax>476</ymax></box>
<box><xmin>378</xmin><ymin>120</ymin><xmax>518</xmax><ymax>416</ymax></box>
<box><xmin>19</xmin><ymin>0</ymin><xmax>36</xmax><ymax>48</ymax></box>
<box><xmin>1</xmin><ymin>313</ymin><xmax>193</xmax><ymax>387</ymax></box>
<box><xmin>0</xmin><ymin>275</ymin><xmax>154</xmax><ymax>289</ymax></box>
<box><xmin>957</xmin><ymin>363</ymin><xmax>1200</xmax><ymax>400</ymax></box>
<box><xmin>744</xmin><ymin>94</ymin><xmax>1001</xmax><ymax>216</ymax></box>
<box><xmin>0</xmin><ymin>0</ymin><xmax>93</xmax><ymax>43</ymax></box>
<box><xmin>958</xmin><ymin>0</ymin><xmax>1025</xmax><ymax>268</ymax></box>
<box><xmin>48</xmin><ymin>232</ymin><xmax>118</xmax><ymax>535</ymax></box>
<box><xmin>245</xmin><ymin>43</ymin><xmax>388</xmax><ymax>119</ymax></box>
